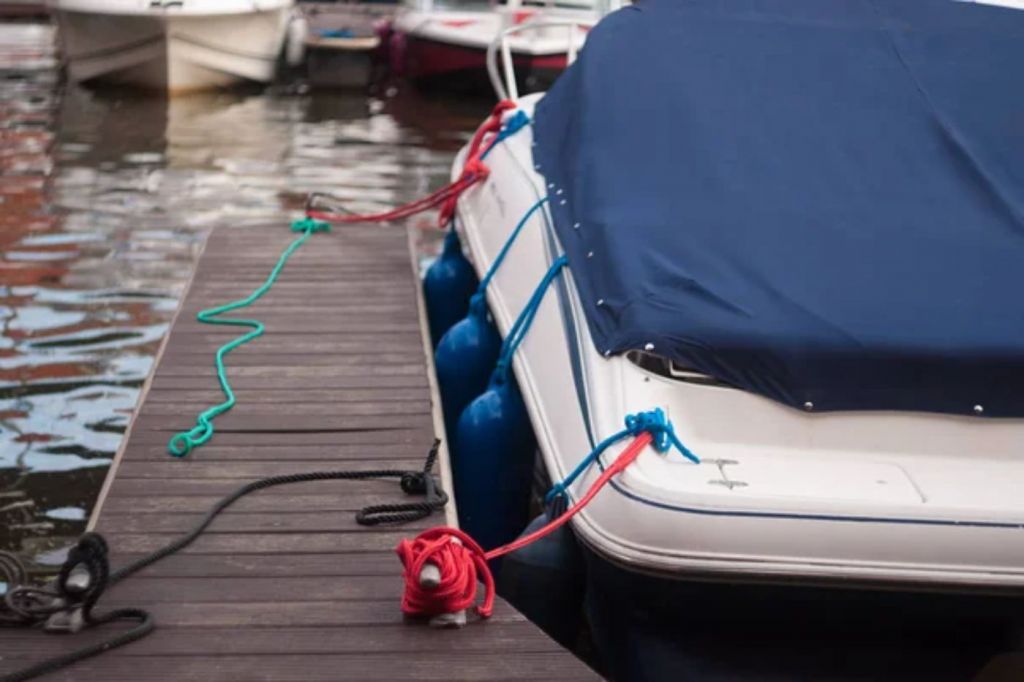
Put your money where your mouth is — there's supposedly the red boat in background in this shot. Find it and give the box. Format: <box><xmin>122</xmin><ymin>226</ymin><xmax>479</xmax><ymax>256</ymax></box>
<box><xmin>384</xmin><ymin>0</ymin><xmax>611</xmax><ymax>90</ymax></box>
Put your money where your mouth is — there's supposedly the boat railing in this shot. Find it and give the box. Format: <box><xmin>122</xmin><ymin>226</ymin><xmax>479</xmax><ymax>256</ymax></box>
<box><xmin>485</xmin><ymin>19</ymin><xmax>589</xmax><ymax>101</ymax></box>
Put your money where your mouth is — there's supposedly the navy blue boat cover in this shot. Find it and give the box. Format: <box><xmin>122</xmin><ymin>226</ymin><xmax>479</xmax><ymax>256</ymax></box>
<box><xmin>533</xmin><ymin>0</ymin><xmax>1024</xmax><ymax>416</ymax></box>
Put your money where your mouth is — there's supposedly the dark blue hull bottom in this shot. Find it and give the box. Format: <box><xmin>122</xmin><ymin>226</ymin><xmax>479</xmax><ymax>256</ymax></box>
<box><xmin>584</xmin><ymin>550</ymin><xmax>1023</xmax><ymax>681</ymax></box>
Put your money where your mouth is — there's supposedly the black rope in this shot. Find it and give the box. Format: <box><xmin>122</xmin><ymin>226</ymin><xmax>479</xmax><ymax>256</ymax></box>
<box><xmin>0</xmin><ymin>439</ymin><xmax>446</xmax><ymax>682</ymax></box>
<box><xmin>1</xmin><ymin>534</ymin><xmax>155</xmax><ymax>682</ymax></box>
<box><xmin>0</xmin><ymin>551</ymin><xmax>27</xmax><ymax>626</ymax></box>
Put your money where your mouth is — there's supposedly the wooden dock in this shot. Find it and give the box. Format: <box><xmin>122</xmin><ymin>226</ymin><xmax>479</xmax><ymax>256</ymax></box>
<box><xmin>0</xmin><ymin>224</ymin><xmax>598</xmax><ymax>681</ymax></box>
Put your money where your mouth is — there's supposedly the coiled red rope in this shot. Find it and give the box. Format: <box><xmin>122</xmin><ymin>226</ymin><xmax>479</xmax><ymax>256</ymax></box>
<box><xmin>307</xmin><ymin>100</ymin><xmax>516</xmax><ymax>228</ymax></box>
<box><xmin>395</xmin><ymin>431</ymin><xmax>653</xmax><ymax>619</ymax></box>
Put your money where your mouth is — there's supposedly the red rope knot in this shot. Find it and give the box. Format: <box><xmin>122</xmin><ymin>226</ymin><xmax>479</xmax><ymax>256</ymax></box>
<box><xmin>461</xmin><ymin>156</ymin><xmax>490</xmax><ymax>181</ymax></box>
<box><xmin>465</xmin><ymin>99</ymin><xmax>516</xmax><ymax>161</ymax></box>
<box><xmin>438</xmin><ymin>157</ymin><xmax>492</xmax><ymax>226</ymax></box>
<box><xmin>395</xmin><ymin>527</ymin><xmax>495</xmax><ymax>619</ymax></box>
<box><xmin>396</xmin><ymin>432</ymin><xmax>656</xmax><ymax>626</ymax></box>
<box><xmin>492</xmin><ymin>99</ymin><xmax>516</xmax><ymax>116</ymax></box>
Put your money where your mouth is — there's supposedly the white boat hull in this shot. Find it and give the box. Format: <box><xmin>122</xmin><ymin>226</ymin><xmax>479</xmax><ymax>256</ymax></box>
<box><xmin>51</xmin><ymin>0</ymin><xmax>293</xmax><ymax>91</ymax></box>
<box><xmin>454</xmin><ymin>95</ymin><xmax>1024</xmax><ymax>593</ymax></box>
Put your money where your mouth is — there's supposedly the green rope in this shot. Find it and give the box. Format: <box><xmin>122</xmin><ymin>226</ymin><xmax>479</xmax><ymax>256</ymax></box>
<box><xmin>167</xmin><ymin>218</ymin><xmax>331</xmax><ymax>457</ymax></box>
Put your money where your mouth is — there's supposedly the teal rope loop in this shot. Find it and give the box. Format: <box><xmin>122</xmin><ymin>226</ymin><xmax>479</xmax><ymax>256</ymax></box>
<box><xmin>167</xmin><ymin>218</ymin><xmax>331</xmax><ymax>457</ymax></box>
<box><xmin>493</xmin><ymin>255</ymin><xmax>568</xmax><ymax>385</ymax></box>
<box><xmin>290</xmin><ymin>217</ymin><xmax>331</xmax><ymax>234</ymax></box>
<box><xmin>545</xmin><ymin>408</ymin><xmax>700</xmax><ymax>505</ymax></box>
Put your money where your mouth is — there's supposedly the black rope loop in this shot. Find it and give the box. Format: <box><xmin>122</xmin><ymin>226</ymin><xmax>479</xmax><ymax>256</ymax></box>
<box><xmin>0</xmin><ymin>551</ymin><xmax>30</xmax><ymax>625</ymax></box>
<box><xmin>0</xmin><ymin>438</ymin><xmax>448</xmax><ymax>682</ymax></box>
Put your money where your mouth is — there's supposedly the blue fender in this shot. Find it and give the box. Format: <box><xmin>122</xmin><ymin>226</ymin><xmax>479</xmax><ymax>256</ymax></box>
<box><xmin>423</xmin><ymin>230</ymin><xmax>478</xmax><ymax>347</ymax></box>
<box><xmin>434</xmin><ymin>294</ymin><xmax>501</xmax><ymax>444</ymax></box>
<box><xmin>452</xmin><ymin>373</ymin><xmax>536</xmax><ymax>553</ymax></box>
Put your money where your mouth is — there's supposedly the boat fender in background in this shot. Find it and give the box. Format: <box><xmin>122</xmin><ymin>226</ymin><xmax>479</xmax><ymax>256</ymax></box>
<box><xmin>285</xmin><ymin>14</ymin><xmax>308</xmax><ymax>68</ymax></box>
<box><xmin>434</xmin><ymin>293</ymin><xmax>500</xmax><ymax>443</ymax></box>
<box><xmin>497</xmin><ymin>507</ymin><xmax>586</xmax><ymax>649</ymax></box>
<box><xmin>424</xmin><ymin>229</ymin><xmax>479</xmax><ymax>347</ymax></box>
<box><xmin>452</xmin><ymin>373</ymin><xmax>536</xmax><ymax>556</ymax></box>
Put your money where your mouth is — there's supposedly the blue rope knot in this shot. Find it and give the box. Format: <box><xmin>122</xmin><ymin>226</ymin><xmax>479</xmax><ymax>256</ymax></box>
<box><xmin>544</xmin><ymin>407</ymin><xmax>700</xmax><ymax>506</ymax></box>
<box><xmin>290</xmin><ymin>217</ymin><xmax>331</xmax><ymax>234</ymax></box>
<box><xmin>500</xmin><ymin>110</ymin><xmax>531</xmax><ymax>139</ymax></box>
<box><xmin>482</xmin><ymin>110</ymin><xmax>531</xmax><ymax>159</ymax></box>
<box><xmin>624</xmin><ymin>408</ymin><xmax>699</xmax><ymax>463</ymax></box>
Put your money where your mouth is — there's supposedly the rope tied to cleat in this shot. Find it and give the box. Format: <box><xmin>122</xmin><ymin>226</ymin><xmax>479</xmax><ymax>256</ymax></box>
<box><xmin>395</xmin><ymin>410</ymin><xmax>699</xmax><ymax>620</ymax></box>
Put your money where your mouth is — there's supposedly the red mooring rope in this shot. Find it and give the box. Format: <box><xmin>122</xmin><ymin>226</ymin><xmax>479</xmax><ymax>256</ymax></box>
<box><xmin>396</xmin><ymin>432</ymin><xmax>653</xmax><ymax>619</ymax></box>
<box><xmin>321</xmin><ymin>96</ymin><xmax>649</xmax><ymax>622</ymax></box>
<box><xmin>307</xmin><ymin>100</ymin><xmax>516</xmax><ymax>228</ymax></box>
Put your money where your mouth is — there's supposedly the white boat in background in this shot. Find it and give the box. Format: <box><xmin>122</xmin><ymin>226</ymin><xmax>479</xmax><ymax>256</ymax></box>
<box><xmin>49</xmin><ymin>0</ymin><xmax>295</xmax><ymax>92</ymax></box>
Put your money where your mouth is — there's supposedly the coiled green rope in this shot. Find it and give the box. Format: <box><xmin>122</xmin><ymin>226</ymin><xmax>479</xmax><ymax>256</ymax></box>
<box><xmin>167</xmin><ymin>218</ymin><xmax>331</xmax><ymax>457</ymax></box>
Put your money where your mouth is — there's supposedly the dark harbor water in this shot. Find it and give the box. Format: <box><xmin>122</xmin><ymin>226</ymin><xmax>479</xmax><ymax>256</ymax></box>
<box><xmin>0</xmin><ymin>20</ymin><xmax>488</xmax><ymax>572</ymax></box>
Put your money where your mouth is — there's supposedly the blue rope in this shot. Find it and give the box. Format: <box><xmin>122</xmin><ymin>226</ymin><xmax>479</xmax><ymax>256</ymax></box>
<box><xmin>545</xmin><ymin>408</ymin><xmax>700</xmax><ymax>505</ymax></box>
<box><xmin>464</xmin><ymin>196</ymin><xmax>550</xmax><ymax>317</ymax></box>
<box><xmin>479</xmin><ymin>196</ymin><xmax>550</xmax><ymax>292</ymax></box>
<box><xmin>493</xmin><ymin>255</ymin><xmax>568</xmax><ymax>384</ymax></box>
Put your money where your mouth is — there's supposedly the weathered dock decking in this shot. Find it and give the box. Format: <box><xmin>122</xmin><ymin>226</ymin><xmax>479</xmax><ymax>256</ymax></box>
<box><xmin>0</xmin><ymin>224</ymin><xmax>598</xmax><ymax>681</ymax></box>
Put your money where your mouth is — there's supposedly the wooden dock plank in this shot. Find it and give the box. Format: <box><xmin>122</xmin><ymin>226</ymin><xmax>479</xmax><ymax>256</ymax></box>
<box><xmin>0</xmin><ymin>653</ymin><xmax>596</xmax><ymax>682</ymax></box>
<box><xmin>103</xmin><ymin>553</ymin><xmax>399</xmax><ymax>578</ymax></box>
<box><xmin>0</xmin><ymin>622</ymin><xmax>566</xmax><ymax>657</ymax></box>
<box><xmin>0</xmin><ymin>224</ymin><xmax>597</xmax><ymax>681</ymax></box>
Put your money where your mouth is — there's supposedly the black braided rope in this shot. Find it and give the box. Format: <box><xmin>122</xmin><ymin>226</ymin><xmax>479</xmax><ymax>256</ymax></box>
<box><xmin>0</xmin><ymin>551</ymin><xmax>28</xmax><ymax>626</ymax></box>
<box><xmin>0</xmin><ymin>439</ymin><xmax>445</xmax><ymax>682</ymax></box>
<box><xmin>1</xmin><ymin>534</ymin><xmax>155</xmax><ymax>682</ymax></box>
<box><xmin>1</xmin><ymin>607</ymin><xmax>155</xmax><ymax>682</ymax></box>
